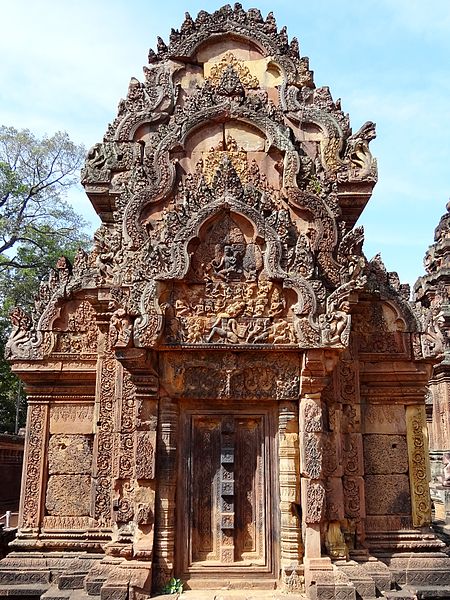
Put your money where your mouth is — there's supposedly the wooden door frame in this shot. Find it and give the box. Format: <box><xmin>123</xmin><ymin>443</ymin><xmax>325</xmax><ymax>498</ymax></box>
<box><xmin>175</xmin><ymin>400</ymin><xmax>280</xmax><ymax>581</ymax></box>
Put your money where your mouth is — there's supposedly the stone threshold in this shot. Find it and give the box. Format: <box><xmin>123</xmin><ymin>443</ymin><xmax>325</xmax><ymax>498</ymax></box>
<box><xmin>152</xmin><ymin>592</ymin><xmax>306</xmax><ymax>600</ymax></box>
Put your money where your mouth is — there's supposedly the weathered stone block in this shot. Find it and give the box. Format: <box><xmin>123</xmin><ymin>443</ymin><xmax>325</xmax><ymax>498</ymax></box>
<box><xmin>46</xmin><ymin>474</ymin><xmax>91</xmax><ymax>516</ymax></box>
<box><xmin>325</xmin><ymin>477</ymin><xmax>345</xmax><ymax>521</ymax></box>
<box><xmin>343</xmin><ymin>476</ymin><xmax>366</xmax><ymax>519</ymax></box>
<box><xmin>365</xmin><ymin>474</ymin><xmax>411</xmax><ymax>515</ymax></box>
<box><xmin>364</xmin><ymin>434</ymin><xmax>408</xmax><ymax>474</ymax></box>
<box><xmin>364</xmin><ymin>404</ymin><xmax>406</xmax><ymax>434</ymax></box>
<box><xmin>49</xmin><ymin>404</ymin><xmax>94</xmax><ymax>435</ymax></box>
<box><xmin>322</xmin><ymin>433</ymin><xmax>342</xmax><ymax>477</ymax></box>
<box><xmin>48</xmin><ymin>434</ymin><xmax>93</xmax><ymax>475</ymax></box>
<box><xmin>342</xmin><ymin>433</ymin><xmax>364</xmax><ymax>477</ymax></box>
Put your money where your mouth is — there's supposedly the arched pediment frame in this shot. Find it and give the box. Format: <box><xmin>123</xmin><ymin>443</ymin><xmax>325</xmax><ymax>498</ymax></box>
<box><xmin>133</xmin><ymin>199</ymin><xmax>320</xmax><ymax>349</ymax></box>
<box><xmin>122</xmin><ymin>107</ymin><xmax>337</xmax><ymax>260</ymax></box>
<box><xmin>163</xmin><ymin>16</ymin><xmax>309</xmax><ymax>87</ymax></box>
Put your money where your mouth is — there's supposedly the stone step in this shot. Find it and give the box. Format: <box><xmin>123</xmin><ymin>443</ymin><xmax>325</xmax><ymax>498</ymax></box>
<box><xmin>57</xmin><ymin>574</ymin><xmax>85</xmax><ymax>591</ymax></box>
<box><xmin>69</xmin><ymin>591</ymin><xmax>100</xmax><ymax>600</ymax></box>
<box><xmin>382</xmin><ymin>593</ymin><xmax>416</xmax><ymax>600</ymax></box>
<box><xmin>383</xmin><ymin>586</ymin><xmax>450</xmax><ymax>599</ymax></box>
<box><xmin>42</xmin><ymin>584</ymin><xmax>102</xmax><ymax>600</ymax></box>
<box><xmin>158</xmin><ymin>592</ymin><xmax>306</xmax><ymax>600</ymax></box>
<box><xmin>410</xmin><ymin>586</ymin><xmax>450</xmax><ymax>599</ymax></box>
<box><xmin>0</xmin><ymin>582</ymin><xmax>49</xmax><ymax>598</ymax></box>
<box><xmin>57</xmin><ymin>557</ymin><xmax>103</xmax><ymax>592</ymax></box>
<box><xmin>0</xmin><ymin>570</ymin><xmax>51</xmax><ymax>586</ymax></box>
<box><xmin>334</xmin><ymin>561</ymin><xmax>377</xmax><ymax>599</ymax></box>
<box><xmin>42</xmin><ymin>585</ymin><xmax>72</xmax><ymax>600</ymax></box>
<box><xmin>183</xmin><ymin>579</ymin><xmax>278</xmax><ymax>591</ymax></box>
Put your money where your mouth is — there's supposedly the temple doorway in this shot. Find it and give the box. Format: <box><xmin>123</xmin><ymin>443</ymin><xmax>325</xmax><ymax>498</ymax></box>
<box><xmin>177</xmin><ymin>404</ymin><xmax>278</xmax><ymax>581</ymax></box>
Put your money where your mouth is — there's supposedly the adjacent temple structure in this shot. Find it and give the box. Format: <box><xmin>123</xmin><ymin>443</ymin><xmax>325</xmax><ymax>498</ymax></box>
<box><xmin>1</xmin><ymin>5</ymin><xmax>450</xmax><ymax>599</ymax></box>
<box><xmin>415</xmin><ymin>203</ymin><xmax>450</xmax><ymax>538</ymax></box>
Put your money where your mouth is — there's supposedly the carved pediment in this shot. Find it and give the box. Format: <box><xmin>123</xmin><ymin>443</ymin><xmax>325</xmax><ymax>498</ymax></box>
<box><xmin>8</xmin><ymin>7</ymin><xmax>383</xmax><ymax>360</ymax></box>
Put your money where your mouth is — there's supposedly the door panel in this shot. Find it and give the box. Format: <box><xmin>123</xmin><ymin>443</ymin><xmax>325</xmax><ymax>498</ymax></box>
<box><xmin>179</xmin><ymin>407</ymin><xmax>275</xmax><ymax>576</ymax></box>
<box><xmin>235</xmin><ymin>417</ymin><xmax>263</xmax><ymax>561</ymax></box>
<box><xmin>191</xmin><ymin>417</ymin><xmax>221</xmax><ymax>562</ymax></box>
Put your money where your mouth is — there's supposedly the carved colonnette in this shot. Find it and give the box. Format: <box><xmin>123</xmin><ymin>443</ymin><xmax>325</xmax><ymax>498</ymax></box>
<box><xmin>152</xmin><ymin>396</ymin><xmax>177</xmax><ymax>591</ymax></box>
<box><xmin>278</xmin><ymin>400</ymin><xmax>303</xmax><ymax>591</ymax></box>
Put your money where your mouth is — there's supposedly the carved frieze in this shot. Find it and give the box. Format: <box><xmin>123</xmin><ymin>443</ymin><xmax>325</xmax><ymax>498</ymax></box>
<box><xmin>135</xmin><ymin>431</ymin><xmax>156</xmax><ymax>480</ymax></box>
<box><xmin>305</xmin><ymin>481</ymin><xmax>326</xmax><ymax>524</ymax></box>
<box><xmin>42</xmin><ymin>516</ymin><xmax>95</xmax><ymax>530</ymax></box>
<box><xmin>49</xmin><ymin>404</ymin><xmax>94</xmax><ymax>435</ymax></box>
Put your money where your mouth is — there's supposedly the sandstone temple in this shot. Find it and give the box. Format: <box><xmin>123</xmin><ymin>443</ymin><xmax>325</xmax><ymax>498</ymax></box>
<box><xmin>1</xmin><ymin>5</ymin><xmax>450</xmax><ymax>600</ymax></box>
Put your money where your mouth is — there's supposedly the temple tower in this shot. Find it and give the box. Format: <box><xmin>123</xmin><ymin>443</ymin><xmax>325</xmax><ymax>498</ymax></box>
<box><xmin>1</xmin><ymin>6</ymin><xmax>449</xmax><ymax>599</ymax></box>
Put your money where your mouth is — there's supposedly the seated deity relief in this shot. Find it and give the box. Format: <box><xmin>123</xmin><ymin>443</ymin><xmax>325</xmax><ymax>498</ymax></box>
<box><xmin>188</xmin><ymin>213</ymin><xmax>263</xmax><ymax>283</ymax></box>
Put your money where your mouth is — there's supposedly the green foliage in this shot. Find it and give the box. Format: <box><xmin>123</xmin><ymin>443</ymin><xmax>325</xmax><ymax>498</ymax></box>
<box><xmin>308</xmin><ymin>176</ymin><xmax>322</xmax><ymax>195</ymax></box>
<box><xmin>0</xmin><ymin>325</ymin><xmax>24</xmax><ymax>433</ymax></box>
<box><xmin>0</xmin><ymin>126</ymin><xmax>91</xmax><ymax>432</ymax></box>
<box><xmin>160</xmin><ymin>578</ymin><xmax>184</xmax><ymax>595</ymax></box>
<box><xmin>0</xmin><ymin>125</ymin><xmax>88</xmax><ymax>270</ymax></box>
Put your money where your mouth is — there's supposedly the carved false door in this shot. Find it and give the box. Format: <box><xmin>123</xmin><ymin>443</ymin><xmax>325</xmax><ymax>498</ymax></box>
<box><xmin>179</xmin><ymin>407</ymin><xmax>276</xmax><ymax>579</ymax></box>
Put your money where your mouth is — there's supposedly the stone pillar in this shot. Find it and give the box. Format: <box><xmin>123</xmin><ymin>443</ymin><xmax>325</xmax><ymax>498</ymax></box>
<box><xmin>278</xmin><ymin>400</ymin><xmax>303</xmax><ymax>591</ymax></box>
<box><xmin>335</xmin><ymin>347</ymin><xmax>366</xmax><ymax>554</ymax></box>
<box><xmin>152</xmin><ymin>396</ymin><xmax>178</xmax><ymax>591</ymax></box>
<box><xmin>406</xmin><ymin>405</ymin><xmax>432</xmax><ymax>527</ymax></box>
<box><xmin>300</xmin><ymin>391</ymin><xmax>325</xmax><ymax>560</ymax></box>
<box><xmin>93</xmin><ymin>332</ymin><xmax>117</xmax><ymax>530</ymax></box>
<box><xmin>18</xmin><ymin>401</ymin><xmax>49</xmax><ymax>534</ymax></box>
<box><xmin>300</xmin><ymin>348</ymin><xmax>340</xmax><ymax>590</ymax></box>
<box><xmin>106</xmin><ymin>348</ymin><xmax>159</xmax><ymax>565</ymax></box>
<box><xmin>132</xmin><ymin>370</ymin><xmax>159</xmax><ymax>562</ymax></box>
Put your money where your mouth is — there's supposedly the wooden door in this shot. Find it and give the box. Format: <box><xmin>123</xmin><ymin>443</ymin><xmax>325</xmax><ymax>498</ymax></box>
<box><xmin>178</xmin><ymin>407</ymin><xmax>276</xmax><ymax>578</ymax></box>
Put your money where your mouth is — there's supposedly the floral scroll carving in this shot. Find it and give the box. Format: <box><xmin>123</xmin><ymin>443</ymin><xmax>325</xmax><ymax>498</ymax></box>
<box><xmin>406</xmin><ymin>405</ymin><xmax>432</xmax><ymax>527</ymax></box>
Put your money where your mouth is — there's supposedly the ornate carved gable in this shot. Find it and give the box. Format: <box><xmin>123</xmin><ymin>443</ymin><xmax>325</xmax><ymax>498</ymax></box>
<box><xmin>73</xmin><ymin>5</ymin><xmax>383</xmax><ymax>353</ymax></box>
<box><xmin>7</xmin><ymin>5</ymin><xmax>431</xmax><ymax>361</ymax></box>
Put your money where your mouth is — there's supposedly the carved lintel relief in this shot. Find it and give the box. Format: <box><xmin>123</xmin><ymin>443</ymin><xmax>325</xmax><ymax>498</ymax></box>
<box><xmin>406</xmin><ymin>405</ymin><xmax>432</xmax><ymax>527</ymax></box>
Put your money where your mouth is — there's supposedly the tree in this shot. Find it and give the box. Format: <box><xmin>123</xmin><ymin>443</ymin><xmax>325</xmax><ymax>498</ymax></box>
<box><xmin>0</xmin><ymin>126</ymin><xmax>91</xmax><ymax>432</ymax></box>
<box><xmin>0</xmin><ymin>126</ymin><xmax>88</xmax><ymax>270</ymax></box>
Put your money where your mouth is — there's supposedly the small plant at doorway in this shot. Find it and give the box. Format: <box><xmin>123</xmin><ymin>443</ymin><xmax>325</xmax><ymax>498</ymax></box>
<box><xmin>160</xmin><ymin>577</ymin><xmax>184</xmax><ymax>595</ymax></box>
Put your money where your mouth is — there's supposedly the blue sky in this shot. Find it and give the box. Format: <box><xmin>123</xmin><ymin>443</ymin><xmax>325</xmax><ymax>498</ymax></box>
<box><xmin>0</xmin><ymin>0</ymin><xmax>449</xmax><ymax>286</ymax></box>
